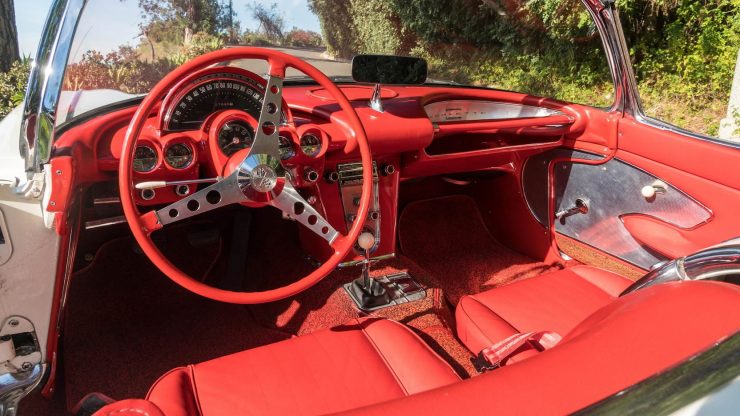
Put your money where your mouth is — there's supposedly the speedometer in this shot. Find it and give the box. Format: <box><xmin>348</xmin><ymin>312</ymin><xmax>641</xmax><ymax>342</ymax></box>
<box><xmin>166</xmin><ymin>72</ymin><xmax>266</xmax><ymax>132</ymax></box>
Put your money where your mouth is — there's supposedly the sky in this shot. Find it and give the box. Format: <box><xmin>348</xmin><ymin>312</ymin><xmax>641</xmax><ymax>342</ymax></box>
<box><xmin>16</xmin><ymin>0</ymin><xmax>322</xmax><ymax>57</ymax></box>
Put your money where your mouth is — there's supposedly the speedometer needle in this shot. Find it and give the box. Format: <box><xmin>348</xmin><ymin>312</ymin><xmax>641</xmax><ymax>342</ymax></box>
<box><xmin>135</xmin><ymin>177</ymin><xmax>221</xmax><ymax>190</ymax></box>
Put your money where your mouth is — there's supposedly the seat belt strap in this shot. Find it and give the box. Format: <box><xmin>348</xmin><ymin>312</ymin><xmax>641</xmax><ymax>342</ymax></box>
<box><xmin>473</xmin><ymin>331</ymin><xmax>562</xmax><ymax>372</ymax></box>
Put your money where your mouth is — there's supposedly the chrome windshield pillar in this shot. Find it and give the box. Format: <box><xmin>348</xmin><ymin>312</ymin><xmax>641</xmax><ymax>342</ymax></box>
<box><xmin>19</xmin><ymin>0</ymin><xmax>86</xmax><ymax>178</ymax></box>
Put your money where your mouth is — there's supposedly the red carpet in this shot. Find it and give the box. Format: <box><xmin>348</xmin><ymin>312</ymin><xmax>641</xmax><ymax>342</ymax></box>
<box><xmin>61</xmin><ymin>195</ymin><xmax>553</xmax><ymax>409</ymax></box>
<box><xmin>398</xmin><ymin>195</ymin><xmax>559</xmax><ymax>305</ymax></box>
<box><xmin>63</xmin><ymin>233</ymin><xmax>290</xmax><ymax>410</ymax></box>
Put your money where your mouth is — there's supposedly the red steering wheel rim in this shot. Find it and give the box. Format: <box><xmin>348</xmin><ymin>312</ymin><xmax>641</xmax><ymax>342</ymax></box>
<box><xmin>119</xmin><ymin>47</ymin><xmax>373</xmax><ymax>304</ymax></box>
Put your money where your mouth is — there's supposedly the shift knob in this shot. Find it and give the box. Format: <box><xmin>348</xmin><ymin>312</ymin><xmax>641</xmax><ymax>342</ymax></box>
<box><xmin>358</xmin><ymin>232</ymin><xmax>375</xmax><ymax>251</ymax></box>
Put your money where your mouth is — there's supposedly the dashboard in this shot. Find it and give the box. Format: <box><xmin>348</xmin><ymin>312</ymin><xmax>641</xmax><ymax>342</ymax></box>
<box><xmin>53</xmin><ymin>66</ymin><xmax>585</xmax><ymax>263</ymax></box>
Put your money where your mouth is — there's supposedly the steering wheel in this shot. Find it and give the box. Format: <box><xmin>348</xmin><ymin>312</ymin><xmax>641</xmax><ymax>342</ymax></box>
<box><xmin>119</xmin><ymin>48</ymin><xmax>373</xmax><ymax>304</ymax></box>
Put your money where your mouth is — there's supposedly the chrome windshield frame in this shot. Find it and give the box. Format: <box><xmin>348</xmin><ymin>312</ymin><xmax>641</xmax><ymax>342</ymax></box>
<box><xmin>20</xmin><ymin>0</ymin><xmax>87</xmax><ymax>177</ymax></box>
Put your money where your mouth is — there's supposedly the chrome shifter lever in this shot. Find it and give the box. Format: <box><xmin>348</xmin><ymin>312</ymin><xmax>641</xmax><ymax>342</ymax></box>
<box><xmin>346</xmin><ymin>232</ymin><xmax>390</xmax><ymax>310</ymax></box>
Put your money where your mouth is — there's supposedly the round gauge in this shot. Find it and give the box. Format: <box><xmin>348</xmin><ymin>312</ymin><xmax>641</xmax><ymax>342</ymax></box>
<box><xmin>165</xmin><ymin>143</ymin><xmax>194</xmax><ymax>169</ymax></box>
<box><xmin>278</xmin><ymin>135</ymin><xmax>295</xmax><ymax>160</ymax></box>
<box><xmin>218</xmin><ymin>121</ymin><xmax>254</xmax><ymax>156</ymax></box>
<box><xmin>133</xmin><ymin>145</ymin><xmax>157</xmax><ymax>173</ymax></box>
<box><xmin>167</xmin><ymin>73</ymin><xmax>265</xmax><ymax>131</ymax></box>
<box><xmin>300</xmin><ymin>134</ymin><xmax>322</xmax><ymax>158</ymax></box>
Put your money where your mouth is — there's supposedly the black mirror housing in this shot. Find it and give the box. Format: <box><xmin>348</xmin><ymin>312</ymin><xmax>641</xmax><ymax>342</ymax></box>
<box><xmin>351</xmin><ymin>54</ymin><xmax>428</xmax><ymax>85</ymax></box>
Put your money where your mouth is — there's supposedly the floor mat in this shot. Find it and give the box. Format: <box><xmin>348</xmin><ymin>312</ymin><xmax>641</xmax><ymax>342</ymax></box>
<box><xmin>246</xmin><ymin>255</ymin><xmax>478</xmax><ymax>378</ymax></box>
<box><xmin>399</xmin><ymin>195</ymin><xmax>559</xmax><ymax>305</ymax></box>
<box><xmin>63</xmin><ymin>235</ymin><xmax>290</xmax><ymax>409</ymax></box>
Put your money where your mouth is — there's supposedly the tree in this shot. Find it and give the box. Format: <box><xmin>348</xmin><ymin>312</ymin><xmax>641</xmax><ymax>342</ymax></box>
<box><xmin>135</xmin><ymin>0</ymin><xmax>227</xmax><ymax>45</ymax></box>
<box><xmin>249</xmin><ymin>2</ymin><xmax>285</xmax><ymax>43</ymax></box>
<box><xmin>0</xmin><ymin>0</ymin><xmax>20</xmax><ymax>72</ymax></box>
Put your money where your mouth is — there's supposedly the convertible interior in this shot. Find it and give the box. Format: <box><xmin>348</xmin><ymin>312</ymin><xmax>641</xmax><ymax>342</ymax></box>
<box><xmin>12</xmin><ymin>42</ymin><xmax>740</xmax><ymax>416</ymax></box>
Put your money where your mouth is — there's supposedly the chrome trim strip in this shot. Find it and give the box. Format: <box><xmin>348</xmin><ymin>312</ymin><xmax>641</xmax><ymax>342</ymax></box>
<box><xmin>622</xmin><ymin>238</ymin><xmax>740</xmax><ymax>295</ymax></box>
<box><xmin>20</xmin><ymin>0</ymin><xmax>87</xmax><ymax>176</ymax></box>
<box><xmin>601</xmin><ymin>2</ymin><xmax>740</xmax><ymax>149</ymax></box>
<box><xmin>339</xmin><ymin>253</ymin><xmax>396</xmax><ymax>268</ymax></box>
<box><xmin>424</xmin><ymin>100</ymin><xmax>563</xmax><ymax>123</ymax></box>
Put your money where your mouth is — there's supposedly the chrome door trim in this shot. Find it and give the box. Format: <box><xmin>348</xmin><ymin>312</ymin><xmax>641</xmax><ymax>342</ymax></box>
<box><xmin>20</xmin><ymin>0</ymin><xmax>87</xmax><ymax>177</ymax></box>
<box><xmin>598</xmin><ymin>1</ymin><xmax>740</xmax><ymax>149</ymax></box>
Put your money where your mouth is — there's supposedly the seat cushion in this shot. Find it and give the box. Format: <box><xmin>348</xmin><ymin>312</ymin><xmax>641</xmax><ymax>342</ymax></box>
<box><xmin>456</xmin><ymin>265</ymin><xmax>632</xmax><ymax>356</ymax></box>
<box><xmin>144</xmin><ymin>318</ymin><xmax>459</xmax><ymax>416</ymax></box>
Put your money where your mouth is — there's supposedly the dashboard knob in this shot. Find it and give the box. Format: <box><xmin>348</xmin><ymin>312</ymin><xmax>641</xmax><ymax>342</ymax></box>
<box><xmin>325</xmin><ymin>171</ymin><xmax>339</xmax><ymax>183</ymax></box>
<box><xmin>304</xmin><ymin>168</ymin><xmax>319</xmax><ymax>183</ymax></box>
<box><xmin>381</xmin><ymin>164</ymin><xmax>396</xmax><ymax>176</ymax></box>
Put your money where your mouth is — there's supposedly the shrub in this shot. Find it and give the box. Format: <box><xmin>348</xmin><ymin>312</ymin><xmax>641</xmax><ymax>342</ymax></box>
<box><xmin>0</xmin><ymin>59</ymin><xmax>31</xmax><ymax>119</ymax></box>
<box><xmin>283</xmin><ymin>28</ymin><xmax>323</xmax><ymax>48</ymax></box>
<box><xmin>63</xmin><ymin>33</ymin><xmax>224</xmax><ymax>94</ymax></box>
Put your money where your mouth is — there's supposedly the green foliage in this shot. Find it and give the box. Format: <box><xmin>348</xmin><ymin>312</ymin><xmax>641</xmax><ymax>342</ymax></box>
<box><xmin>62</xmin><ymin>35</ymin><xmax>222</xmax><ymax>94</ymax></box>
<box><xmin>310</xmin><ymin>0</ymin><xmax>740</xmax><ymax>136</ymax></box>
<box><xmin>133</xmin><ymin>0</ymin><xmax>229</xmax><ymax>43</ymax></box>
<box><xmin>283</xmin><ymin>28</ymin><xmax>324</xmax><ymax>48</ymax></box>
<box><xmin>0</xmin><ymin>59</ymin><xmax>31</xmax><ymax>119</ymax></box>
<box><xmin>618</xmin><ymin>0</ymin><xmax>740</xmax><ymax>135</ymax></box>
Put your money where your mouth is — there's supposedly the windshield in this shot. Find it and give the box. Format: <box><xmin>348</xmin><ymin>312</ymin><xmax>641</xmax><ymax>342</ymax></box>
<box><xmin>58</xmin><ymin>0</ymin><xmax>613</xmax><ymax>124</ymax></box>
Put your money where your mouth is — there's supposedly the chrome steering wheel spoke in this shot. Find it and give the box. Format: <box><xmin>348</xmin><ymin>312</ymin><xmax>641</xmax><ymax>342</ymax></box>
<box><xmin>155</xmin><ymin>172</ymin><xmax>246</xmax><ymax>226</ymax></box>
<box><xmin>242</xmin><ymin>73</ymin><xmax>284</xmax><ymax>161</ymax></box>
<box><xmin>269</xmin><ymin>182</ymin><xmax>339</xmax><ymax>244</ymax></box>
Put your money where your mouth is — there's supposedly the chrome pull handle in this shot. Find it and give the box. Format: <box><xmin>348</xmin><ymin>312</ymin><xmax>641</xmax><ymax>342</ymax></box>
<box><xmin>555</xmin><ymin>198</ymin><xmax>589</xmax><ymax>220</ymax></box>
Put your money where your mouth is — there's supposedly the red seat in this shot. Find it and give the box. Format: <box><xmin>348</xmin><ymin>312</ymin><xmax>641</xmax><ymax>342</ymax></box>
<box><xmin>456</xmin><ymin>265</ymin><xmax>632</xmax><ymax>359</ymax></box>
<box><xmin>95</xmin><ymin>318</ymin><xmax>459</xmax><ymax>416</ymax></box>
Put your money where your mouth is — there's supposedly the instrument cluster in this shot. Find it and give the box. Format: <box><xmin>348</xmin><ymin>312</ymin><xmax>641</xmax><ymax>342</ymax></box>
<box><xmin>132</xmin><ymin>139</ymin><xmax>196</xmax><ymax>173</ymax></box>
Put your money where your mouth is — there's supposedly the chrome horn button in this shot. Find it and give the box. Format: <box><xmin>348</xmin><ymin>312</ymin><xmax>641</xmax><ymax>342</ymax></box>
<box><xmin>249</xmin><ymin>164</ymin><xmax>278</xmax><ymax>192</ymax></box>
<box><xmin>237</xmin><ymin>153</ymin><xmax>286</xmax><ymax>201</ymax></box>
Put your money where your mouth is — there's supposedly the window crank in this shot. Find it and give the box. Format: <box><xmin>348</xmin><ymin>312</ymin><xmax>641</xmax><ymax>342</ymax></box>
<box><xmin>641</xmin><ymin>180</ymin><xmax>667</xmax><ymax>199</ymax></box>
<box><xmin>555</xmin><ymin>198</ymin><xmax>589</xmax><ymax>220</ymax></box>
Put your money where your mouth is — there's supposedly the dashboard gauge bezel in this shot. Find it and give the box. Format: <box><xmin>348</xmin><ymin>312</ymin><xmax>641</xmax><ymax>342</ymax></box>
<box><xmin>159</xmin><ymin>67</ymin><xmax>292</xmax><ymax>133</ymax></box>
<box><xmin>132</xmin><ymin>142</ymin><xmax>160</xmax><ymax>173</ymax></box>
<box><xmin>163</xmin><ymin>142</ymin><xmax>195</xmax><ymax>169</ymax></box>
<box><xmin>296</xmin><ymin>125</ymin><xmax>329</xmax><ymax>159</ymax></box>
<box><xmin>218</xmin><ymin>120</ymin><xmax>255</xmax><ymax>156</ymax></box>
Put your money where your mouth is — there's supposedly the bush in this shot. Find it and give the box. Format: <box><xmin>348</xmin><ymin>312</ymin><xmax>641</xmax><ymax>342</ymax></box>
<box><xmin>63</xmin><ymin>33</ymin><xmax>224</xmax><ymax>94</ymax></box>
<box><xmin>310</xmin><ymin>0</ymin><xmax>740</xmax><ymax>135</ymax></box>
<box><xmin>242</xmin><ymin>30</ymin><xmax>275</xmax><ymax>46</ymax></box>
<box><xmin>0</xmin><ymin>59</ymin><xmax>31</xmax><ymax>119</ymax></box>
<box><xmin>283</xmin><ymin>28</ymin><xmax>323</xmax><ymax>48</ymax></box>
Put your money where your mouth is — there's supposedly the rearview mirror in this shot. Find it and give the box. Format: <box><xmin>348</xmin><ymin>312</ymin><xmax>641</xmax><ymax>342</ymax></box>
<box><xmin>351</xmin><ymin>55</ymin><xmax>428</xmax><ymax>85</ymax></box>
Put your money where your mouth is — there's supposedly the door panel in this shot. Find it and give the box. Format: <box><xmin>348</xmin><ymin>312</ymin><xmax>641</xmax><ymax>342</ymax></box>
<box><xmin>523</xmin><ymin>117</ymin><xmax>739</xmax><ymax>271</ymax></box>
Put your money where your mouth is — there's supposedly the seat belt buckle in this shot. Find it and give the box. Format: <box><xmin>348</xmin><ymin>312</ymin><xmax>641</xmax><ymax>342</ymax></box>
<box><xmin>472</xmin><ymin>351</ymin><xmax>500</xmax><ymax>373</ymax></box>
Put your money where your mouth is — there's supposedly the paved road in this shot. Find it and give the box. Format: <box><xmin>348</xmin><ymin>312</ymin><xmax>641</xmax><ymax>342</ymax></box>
<box><xmin>230</xmin><ymin>46</ymin><xmax>352</xmax><ymax>78</ymax></box>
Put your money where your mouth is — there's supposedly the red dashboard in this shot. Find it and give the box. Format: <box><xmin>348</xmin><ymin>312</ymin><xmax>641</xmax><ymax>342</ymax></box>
<box><xmin>52</xmin><ymin>69</ymin><xmax>589</xmax><ymax>264</ymax></box>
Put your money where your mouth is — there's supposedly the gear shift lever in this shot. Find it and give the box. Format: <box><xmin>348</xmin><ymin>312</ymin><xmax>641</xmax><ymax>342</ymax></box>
<box><xmin>348</xmin><ymin>232</ymin><xmax>390</xmax><ymax>309</ymax></box>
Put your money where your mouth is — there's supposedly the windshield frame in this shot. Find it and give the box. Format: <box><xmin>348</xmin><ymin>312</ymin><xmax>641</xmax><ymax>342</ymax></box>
<box><xmin>32</xmin><ymin>0</ymin><xmax>622</xmax><ymax>172</ymax></box>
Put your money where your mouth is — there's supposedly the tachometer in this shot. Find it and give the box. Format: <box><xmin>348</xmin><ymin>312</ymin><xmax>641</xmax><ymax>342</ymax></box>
<box><xmin>133</xmin><ymin>145</ymin><xmax>157</xmax><ymax>173</ymax></box>
<box><xmin>278</xmin><ymin>135</ymin><xmax>295</xmax><ymax>160</ymax></box>
<box><xmin>165</xmin><ymin>143</ymin><xmax>194</xmax><ymax>169</ymax></box>
<box><xmin>166</xmin><ymin>72</ymin><xmax>266</xmax><ymax>132</ymax></box>
<box><xmin>218</xmin><ymin>121</ymin><xmax>254</xmax><ymax>156</ymax></box>
<box><xmin>300</xmin><ymin>133</ymin><xmax>322</xmax><ymax>158</ymax></box>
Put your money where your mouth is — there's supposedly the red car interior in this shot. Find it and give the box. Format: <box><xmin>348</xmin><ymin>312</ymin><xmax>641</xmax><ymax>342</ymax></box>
<box><xmin>20</xmin><ymin>44</ymin><xmax>740</xmax><ymax>415</ymax></box>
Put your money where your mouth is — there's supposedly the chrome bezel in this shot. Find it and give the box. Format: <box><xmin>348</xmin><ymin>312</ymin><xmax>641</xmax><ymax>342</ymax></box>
<box><xmin>299</xmin><ymin>133</ymin><xmax>322</xmax><ymax>158</ymax></box>
<box><xmin>132</xmin><ymin>144</ymin><xmax>158</xmax><ymax>173</ymax></box>
<box><xmin>164</xmin><ymin>143</ymin><xmax>194</xmax><ymax>170</ymax></box>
